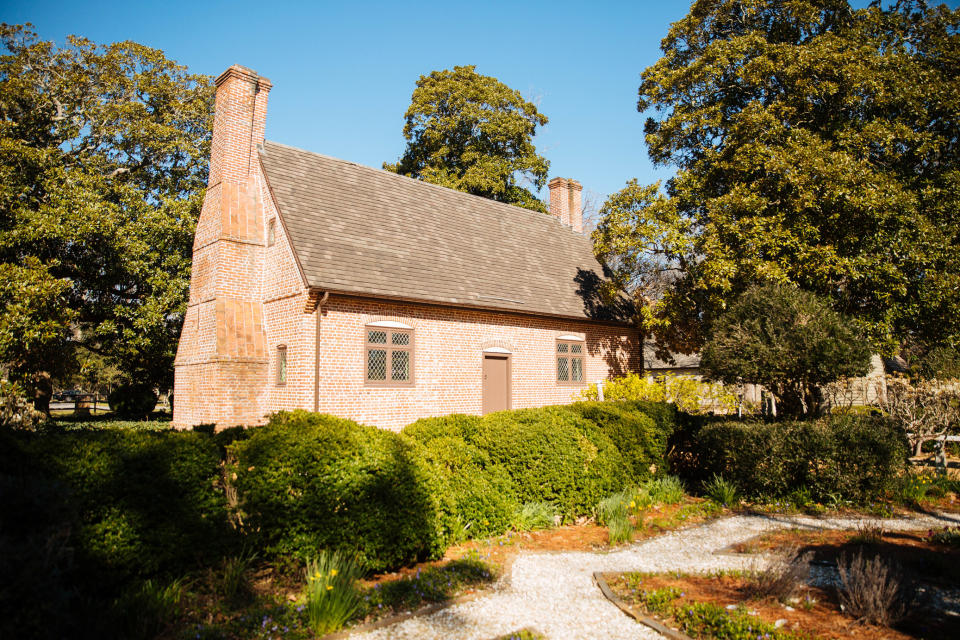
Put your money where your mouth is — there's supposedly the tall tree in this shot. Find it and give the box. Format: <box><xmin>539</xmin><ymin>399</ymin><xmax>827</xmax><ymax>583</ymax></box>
<box><xmin>0</xmin><ymin>24</ymin><xmax>213</xmax><ymax>412</ymax></box>
<box><xmin>597</xmin><ymin>0</ymin><xmax>960</xmax><ymax>355</ymax></box>
<box><xmin>385</xmin><ymin>65</ymin><xmax>550</xmax><ymax>212</ymax></box>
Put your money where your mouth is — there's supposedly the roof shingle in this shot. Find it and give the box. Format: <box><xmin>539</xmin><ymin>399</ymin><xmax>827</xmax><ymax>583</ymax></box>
<box><xmin>259</xmin><ymin>141</ymin><xmax>627</xmax><ymax>322</ymax></box>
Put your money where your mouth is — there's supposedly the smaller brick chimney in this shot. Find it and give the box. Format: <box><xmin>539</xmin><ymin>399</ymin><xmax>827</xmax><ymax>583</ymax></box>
<box><xmin>548</xmin><ymin>177</ymin><xmax>583</xmax><ymax>233</ymax></box>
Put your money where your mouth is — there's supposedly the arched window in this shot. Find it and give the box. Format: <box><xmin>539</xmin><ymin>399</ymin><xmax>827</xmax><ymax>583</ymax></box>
<box><xmin>556</xmin><ymin>337</ymin><xmax>585</xmax><ymax>384</ymax></box>
<box><xmin>365</xmin><ymin>321</ymin><xmax>414</xmax><ymax>386</ymax></box>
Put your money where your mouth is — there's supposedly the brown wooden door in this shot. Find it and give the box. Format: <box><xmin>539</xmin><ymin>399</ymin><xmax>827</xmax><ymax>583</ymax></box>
<box><xmin>482</xmin><ymin>355</ymin><xmax>510</xmax><ymax>415</ymax></box>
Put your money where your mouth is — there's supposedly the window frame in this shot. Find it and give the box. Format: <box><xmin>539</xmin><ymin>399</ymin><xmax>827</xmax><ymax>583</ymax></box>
<box><xmin>364</xmin><ymin>326</ymin><xmax>415</xmax><ymax>387</ymax></box>
<box><xmin>267</xmin><ymin>218</ymin><xmax>276</xmax><ymax>246</ymax></box>
<box><xmin>276</xmin><ymin>344</ymin><xmax>287</xmax><ymax>386</ymax></box>
<box><xmin>556</xmin><ymin>338</ymin><xmax>585</xmax><ymax>386</ymax></box>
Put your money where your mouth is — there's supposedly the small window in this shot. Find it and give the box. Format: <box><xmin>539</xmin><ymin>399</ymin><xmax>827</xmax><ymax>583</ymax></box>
<box><xmin>276</xmin><ymin>345</ymin><xmax>287</xmax><ymax>385</ymax></box>
<box><xmin>557</xmin><ymin>339</ymin><xmax>584</xmax><ymax>384</ymax></box>
<box><xmin>365</xmin><ymin>326</ymin><xmax>413</xmax><ymax>385</ymax></box>
<box><xmin>267</xmin><ymin>219</ymin><xmax>276</xmax><ymax>246</ymax></box>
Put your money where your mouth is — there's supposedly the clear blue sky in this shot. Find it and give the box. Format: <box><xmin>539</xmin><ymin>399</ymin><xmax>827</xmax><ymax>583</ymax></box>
<box><xmin>5</xmin><ymin>0</ymin><xmax>958</xmax><ymax>207</ymax></box>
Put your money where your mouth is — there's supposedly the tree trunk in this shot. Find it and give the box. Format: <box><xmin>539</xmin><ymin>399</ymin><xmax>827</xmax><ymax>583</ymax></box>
<box><xmin>32</xmin><ymin>372</ymin><xmax>53</xmax><ymax>417</ymax></box>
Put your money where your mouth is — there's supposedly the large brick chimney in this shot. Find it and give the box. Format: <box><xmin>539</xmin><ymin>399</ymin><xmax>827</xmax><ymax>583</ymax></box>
<box><xmin>548</xmin><ymin>177</ymin><xmax>583</xmax><ymax>233</ymax></box>
<box><xmin>173</xmin><ymin>66</ymin><xmax>272</xmax><ymax>428</ymax></box>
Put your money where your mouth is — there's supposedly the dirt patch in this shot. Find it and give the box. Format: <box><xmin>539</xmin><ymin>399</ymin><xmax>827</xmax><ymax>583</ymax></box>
<box><xmin>732</xmin><ymin>527</ymin><xmax>960</xmax><ymax>587</ymax></box>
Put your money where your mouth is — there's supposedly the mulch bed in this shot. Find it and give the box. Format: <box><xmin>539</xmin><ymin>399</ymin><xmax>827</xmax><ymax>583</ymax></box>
<box><xmin>607</xmin><ymin>526</ymin><xmax>960</xmax><ymax>639</ymax></box>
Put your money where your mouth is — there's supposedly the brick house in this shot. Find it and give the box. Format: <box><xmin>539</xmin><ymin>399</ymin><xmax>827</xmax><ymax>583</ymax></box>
<box><xmin>172</xmin><ymin>65</ymin><xmax>642</xmax><ymax>430</ymax></box>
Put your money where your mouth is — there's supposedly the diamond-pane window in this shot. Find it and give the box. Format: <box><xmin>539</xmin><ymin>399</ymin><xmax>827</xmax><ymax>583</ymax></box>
<box><xmin>556</xmin><ymin>339</ymin><xmax>585</xmax><ymax>385</ymax></box>
<box><xmin>368</xmin><ymin>349</ymin><xmax>387</xmax><ymax>380</ymax></box>
<box><xmin>392</xmin><ymin>350</ymin><xmax>410</xmax><ymax>380</ymax></box>
<box><xmin>571</xmin><ymin>358</ymin><xmax>583</xmax><ymax>382</ymax></box>
<box><xmin>365</xmin><ymin>326</ymin><xmax>414</xmax><ymax>385</ymax></box>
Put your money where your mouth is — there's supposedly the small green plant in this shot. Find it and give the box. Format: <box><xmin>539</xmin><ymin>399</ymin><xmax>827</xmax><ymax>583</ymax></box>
<box><xmin>492</xmin><ymin>629</ymin><xmax>545</xmax><ymax>640</ymax></box>
<box><xmin>510</xmin><ymin>501</ymin><xmax>557</xmax><ymax>531</ymax></box>
<box><xmin>930</xmin><ymin>526</ymin><xmax>960</xmax><ymax>546</ymax></box>
<box><xmin>788</xmin><ymin>485</ymin><xmax>814</xmax><ymax>509</ymax></box>
<box><xmin>596</xmin><ymin>490</ymin><xmax>638</xmax><ymax>545</ymax></box>
<box><xmin>648</xmin><ymin>475</ymin><xmax>686</xmax><ymax>505</ymax></box>
<box><xmin>220</xmin><ymin>549</ymin><xmax>258</xmax><ymax>606</ymax></box>
<box><xmin>113</xmin><ymin>578</ymin><xmax>185</xmax><ymax>640</ymax></box>
<box><xmin>607</xmin><ymin>513</ymin><xmax>633</xmax><ymax>544</ymax></box>
<box><xmin>703</xmin><ymin>473</ymin><xmax>738</xmax><ymax>507</ymax></box>
<box><xmin>361</xmin><ymin>551</ymin><xmax>494</xmax><ymax>614</ymax></box>
<box><xmin>898</xmin><ymin>471</ymin><xmax>937</xmax><ymax>504</ymax></box>
<box><xmin>304</xmin><ymin>550</ymin><xmax>364</xmax><ymax>635</ymax></box>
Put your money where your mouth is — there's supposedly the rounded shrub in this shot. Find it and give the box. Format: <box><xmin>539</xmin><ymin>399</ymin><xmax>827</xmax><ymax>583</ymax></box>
<box><xmin>24</xmin><ymin>428</ymin><xmax>231</xmax><ymax>582</ymax></box>
<box><xmin>230</xmin><ymin>411</ymin><xmax>450</xmax><ymax>572</ymax></box>
<box><xmin>409</xmin><ymin>434</ymin><xmax>517</xmax><ymax>540</ymax></box>
<box><xmin>470</xmin><ymin>407</ymin><xmax>629</xmax><ymax>517</ymax></box>
<box><xmin>563</xmin><ymin>401</ymin><xmax>668</xmax><ymax>479</ymax></box>
<box><xmin>107</xmin><ymin>383</ymin><xmax>158</xmax><ymax>418</ymax></box>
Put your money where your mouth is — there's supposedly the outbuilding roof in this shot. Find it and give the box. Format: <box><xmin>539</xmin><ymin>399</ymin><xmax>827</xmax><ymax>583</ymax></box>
<box><xmin>259</xmin><ymin>141</ymin><xmax>628</xmax><ymax>322</ymax></box>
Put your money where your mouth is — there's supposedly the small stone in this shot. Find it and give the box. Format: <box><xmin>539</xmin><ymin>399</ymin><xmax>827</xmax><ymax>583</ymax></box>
<box><xmin>726</xmin><ymin>604</ymin><xmax>737</xmax><ymax>610</ymax></box>
<box><xmin>785</xmin><ymin>605</ymin><xmax>795</xmax><ymax>611</ymax></box>
<box><xmin>775</xmin><ymin>619</ymin><xmax>788</xmax><ymax>628</ymax></box>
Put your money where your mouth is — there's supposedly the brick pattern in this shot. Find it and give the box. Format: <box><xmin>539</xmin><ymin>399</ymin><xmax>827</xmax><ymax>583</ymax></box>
<box><xmin>548</xmin><ymin>177</ymin><xmax>583</xmax><ymax>232</ymax></box>
<box><xmin>173</xmin><ymin>64</ymin><xmax>642</xmax><ymax>431</ymax></box>
<box><xmin>310</xmin><ymin>296</ymin><xmax>642</xmax><ymax>431</ymax></box>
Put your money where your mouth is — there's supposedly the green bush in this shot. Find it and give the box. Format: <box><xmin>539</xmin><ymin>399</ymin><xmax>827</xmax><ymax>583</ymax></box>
<box><xmin>682</xmin><ymin>414</ymin><xmax>908</xmax><ymax>503</ymax></box>
<box><xmin>107</xmin><ymin>383</ymin><xmax>159</xmax><ymax>418</ymax></box>
<box><xmin>29</xmin><ymin>428</ymin><xmax>231</xmax><ymax>581</ymax></box>
<box><xmin>230</xmin><ymin>411</ymin><xmax>449</xmax><ymax>572</ymax></box>
<box><xmin>562</xmin><ymin>402</ymin><xmax>669</xmax><ymax>479</ymax></box>
<box><xmin>408</xmin><ymin>433</ymin><xmax>516</xmax><ymax>540</ymax></box>
<box><xmin>470</xmin><ymin>406</ymin><xmax>629</xmax><ymax>517</ymax></box>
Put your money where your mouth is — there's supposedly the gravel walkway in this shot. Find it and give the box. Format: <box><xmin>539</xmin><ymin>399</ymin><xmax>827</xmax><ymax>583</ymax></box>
<box><xmin>346</xmin><ymin>510</ymin><xmax>960</xmax><ymax>640</ymax></box>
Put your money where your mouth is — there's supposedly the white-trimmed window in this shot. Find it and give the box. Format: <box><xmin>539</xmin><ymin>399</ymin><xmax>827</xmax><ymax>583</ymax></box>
<box><xmin>556</xmin><ymin>338</ymin><xmax>585</xmax><ymax>384</ymax></box>
<box><xmin>365</xmin><ymin>322</ymin><xmax>414</xmax><ymax>386</ymax></box>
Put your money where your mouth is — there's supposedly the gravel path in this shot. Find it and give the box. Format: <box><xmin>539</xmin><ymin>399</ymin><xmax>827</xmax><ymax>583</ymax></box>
<box><xmin>347</xmin><ymin>511</ymin><xmax>960</xmax><ymax>640</ymax></box>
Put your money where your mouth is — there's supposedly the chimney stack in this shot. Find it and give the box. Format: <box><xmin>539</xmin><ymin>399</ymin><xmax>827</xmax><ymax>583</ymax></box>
<box><xmin>173</xmin><ymin>65</ymin><xmax>272</xmax><ymax>429</ymax></box>
<box><xmin>548</xmin><ymin>177</ymin><xmax>583</xmax><ymax>233</ymax></box>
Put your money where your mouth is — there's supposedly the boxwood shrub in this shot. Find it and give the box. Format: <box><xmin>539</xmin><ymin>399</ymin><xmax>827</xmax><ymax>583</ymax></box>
<box><xmin>230</xmin><ymin>411</ymin><xmax>450</xmax><ymax>572</ymax></box>
<box><xmin>7</xmin><ymin>427</ymin><xmax>231</xmax><ymax>584</ymax></box>
<box><xmin>470</xmin><ymin>406</ymin><xmax>630</xmax><ymax>517</ymax></box>
<box><xmin>683</xmin><ymin>414</ymin><xmax>908</xmax><ymax>503</ymax></box>
<box><xmin>562</xmin><ymin>401</ymin><xmax>671</xmax><ymax>479</ymax></box>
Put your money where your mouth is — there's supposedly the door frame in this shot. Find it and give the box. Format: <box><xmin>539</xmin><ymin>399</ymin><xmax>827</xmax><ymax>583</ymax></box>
<box><xmin>481</xmin><ymin>352</ymin><xmax>512</xmax><ymax>414</ymax></box>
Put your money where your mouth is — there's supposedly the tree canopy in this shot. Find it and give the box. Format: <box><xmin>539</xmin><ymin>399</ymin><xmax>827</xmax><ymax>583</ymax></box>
<box><xmin>595</xmin><ymin>0</ymin><xmax>960</xmax><ymax>356</ymax></box>
<box><xmin>0</xmin><ymin>24</ymin><xmax>213</xmax><ymax>410</ymax></box>
<box><xmin>385</xmin><ymin>65</ymin><xmax>550</xmax><ymax>212</ymax></box>
<box><xmin>700</xmin><ymin>283</ymin><xmax>872</xmax><ymax>416</ymax></box>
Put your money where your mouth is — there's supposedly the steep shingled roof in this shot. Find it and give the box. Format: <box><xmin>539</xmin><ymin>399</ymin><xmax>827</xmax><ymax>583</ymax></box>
<box><xmin>259</xmin><ymin>141</ymin><xmax>626</xmax><ymax>322</ymax></box>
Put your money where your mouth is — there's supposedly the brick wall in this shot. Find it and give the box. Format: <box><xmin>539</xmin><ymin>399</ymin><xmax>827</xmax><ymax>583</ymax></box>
<box><xmin>174</xmin><ymin>64</ymin><xmax>642</xmax><ymax>431</ymax></box>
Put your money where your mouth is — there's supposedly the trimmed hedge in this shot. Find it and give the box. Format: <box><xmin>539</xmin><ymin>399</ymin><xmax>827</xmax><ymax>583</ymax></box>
<box><xmin>229</xmin><ymin>411</ymin><xmax>450</xmax><ymax>572</ymax></box>
<box><xmin>680</xmin><ymin>414</ymin><xmax>908</xmax><ymax>502</ymax></box>
<box><xmin>562</xmin><ymin>401</ymin><xmax>671</xmax><ymax>479</ymax></box>
<box><xmin>404</xmin><ymin>415</ymin><xmax>516</xmax><ymax>540</ymax></box>
<box><xmin>0</xmin><ymin>426</ymin><xmax>232</xmax><ymax>640</ymax></box>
